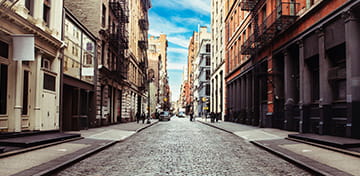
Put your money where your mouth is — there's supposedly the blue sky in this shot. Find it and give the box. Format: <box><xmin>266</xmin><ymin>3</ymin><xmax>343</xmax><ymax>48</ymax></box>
<box><xmin>148</xmin><ymin>0</ymin><xmax>211</xmax><ymax>102</ymax></box>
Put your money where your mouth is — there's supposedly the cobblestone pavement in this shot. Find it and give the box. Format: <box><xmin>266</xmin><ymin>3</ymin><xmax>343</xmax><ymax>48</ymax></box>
<box><xmin>54</xmin><ymin>117</ymin><xmax>311</xmax><ymax>176</ymax></box>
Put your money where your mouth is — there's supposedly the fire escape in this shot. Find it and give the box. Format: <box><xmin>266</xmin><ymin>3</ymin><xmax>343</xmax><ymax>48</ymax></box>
<box><xmin>109</xmin><ymin>0</ymin><xmax>129</xmax><ymax>80</ymax></box>
<box><xmin>138</xmin><ymin>0</ymin><xmax>151</xmax><ymax>92</ymax></box>
<box><xmin>240</xmin><ymin>0</ymin><xmax>299</xmax><ymax>57</ymax></box>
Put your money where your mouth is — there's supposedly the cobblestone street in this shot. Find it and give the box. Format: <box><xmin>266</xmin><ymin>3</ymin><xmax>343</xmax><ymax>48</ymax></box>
<box><xmin>55</xmin><ymin>117</ymin><xmax>310</xmax><ymax>176</ymax></box>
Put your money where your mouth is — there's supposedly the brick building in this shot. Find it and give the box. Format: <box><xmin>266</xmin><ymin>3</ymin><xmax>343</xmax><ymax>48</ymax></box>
<box><xmin>226</xmin><ymin>0</ymin><xmax>360</xmax><ymax>138</ymax></box>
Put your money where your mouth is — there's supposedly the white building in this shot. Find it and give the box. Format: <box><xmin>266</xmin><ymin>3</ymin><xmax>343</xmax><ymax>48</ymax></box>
<box><xmin>193</xmin><ymin>26</ymin><xmax>211</xmax><ymax>117</ymax></box>
<box><xmin>0</xmin><ymin>0</ymin><xmax>64</xmax><ymax>132</ymax></box>
<box><xmin>210</xmin><ymin>0</ymin><xmax>225</xmax><ymax>120</ymax></box>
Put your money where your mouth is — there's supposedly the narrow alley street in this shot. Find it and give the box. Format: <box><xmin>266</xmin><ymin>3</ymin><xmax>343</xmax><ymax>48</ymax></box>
<box><xmin>55</xmin><ymin>117</ymin><xmax>310</xmax><ymax>176</ymax></box>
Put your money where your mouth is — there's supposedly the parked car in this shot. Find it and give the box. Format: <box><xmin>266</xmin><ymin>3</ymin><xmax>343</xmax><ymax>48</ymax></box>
<box><xmin>159</xmin><ymin>111</ymin><xmax>171</xmax><ymax>121</ymax></box>
<box><xmin>177</xmin><ymin>112</ymin><xmax>186</xmax><ymax>118</ymax></box>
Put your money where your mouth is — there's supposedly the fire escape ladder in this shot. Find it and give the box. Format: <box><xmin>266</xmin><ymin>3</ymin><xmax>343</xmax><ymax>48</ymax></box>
<box><xmin>240</xmin><ymin>0</ymin><xmax>261</xmax><ymax>11</ymax></box>
<box><xmin>257</xmin><ymin>1</ymin><xmax>299</xmax><ymax>50</ymax></box>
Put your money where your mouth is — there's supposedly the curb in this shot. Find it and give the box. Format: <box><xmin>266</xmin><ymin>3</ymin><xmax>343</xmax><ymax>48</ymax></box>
<box><xmin>0</xmin><ymin>137</ymin><xmax>84</xmax><ymax>159</ymax></box>
<box><xmin>251</xmin><ymin>140</ymin><xmax>331</xmax><ymax>176</ymax></box>
<box><xmin>32</xmin><ymin>122</ymin><xmax>159</xmax><ymax>176</ymax></box>
<box><xmin>136</xmin><ymin>120</ymin><xmax>159</xmax><ymax>133</ymax></box>
<box><xmin>33</xmin><ymin>140</ymin><xmax>118</xmax><ymax>176</ymax></box>
<box><xmin>286</xmin><ymin>137</ymin><xmax>360</xmax><ymax>158</ymax></box>
<box><xmin>197</xmin><ymin>120</ymin><xmax>235</xmax><ymax>135</ymax></box>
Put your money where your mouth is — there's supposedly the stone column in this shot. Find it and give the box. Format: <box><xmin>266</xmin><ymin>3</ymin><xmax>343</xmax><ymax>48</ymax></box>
<box><xmin>14</xmin><ymin>61</ymin><xmax>23</xmax><ymax>132</ymax></box>
<box><xmin>344</xmin><ymin>10</ymin><xmax>360</xmax><ymax>138</ymax></box>
<box><xmin>298</xmin><ymin>40</ymin><xmax>310</xmax><ymax>133</ymax></box>
<box><xmin>241</xmin><ymin>76</ymin><xmax>246</xmax><ymax>123</ymax></box>
<box><xmin>317</xmin><ymin>28</ymin><xmax>332</xmax><ymax>135</ymax></box>
<box><xmin>33</xmin><ymin>51</ymin><xmax>43</xmax><ymax>130</ymax></box>
<box><xmin>284</xmin><ymin>50</ymin><xmax>295</xmax><ymax>130</ymax></box>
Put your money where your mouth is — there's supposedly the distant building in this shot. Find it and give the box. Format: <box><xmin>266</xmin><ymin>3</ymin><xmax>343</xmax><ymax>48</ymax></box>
<box><xmin>192</xmin><ymin>26</ymin><xmax>211</xmax><ymax>117</ymax></box>
<box><xmin>186</xmin><ymin>31</ymin><xmax>199</xmax><ymax>114</ymax></box>
<box><xmin>210</xmin><ymin>0</ymin><xmax>226</xmax><ymax>121</ymax></box>
<box><xmin>147</xmin><ymin>34</ymin><xmax>168</xmax><ymax>115</ymax></box>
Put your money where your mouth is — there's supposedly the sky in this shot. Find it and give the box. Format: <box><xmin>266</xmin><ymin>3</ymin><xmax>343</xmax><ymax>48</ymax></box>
<box><xmin>148</xmin><ymin>0</ymin><xmax>211</xmax><ymax>102</ymax></box>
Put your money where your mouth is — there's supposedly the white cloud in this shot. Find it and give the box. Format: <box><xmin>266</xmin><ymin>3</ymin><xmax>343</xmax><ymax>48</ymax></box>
<box><xmin>167</xmin><ymin>62</ymin><xmax>187</xmax><ymax>71</ymax></box>
<box><xmin>149</xmin><ymin>12</ymin><xmax>189</xmax><ymax>36</ymax></box>
<box><xmin>168</xmin><ymin>47</ymin><xmax>188</xmax><ymax>54</ymax></box>
<box><xmin>167</xmin><ymin>35</ymin><xmax>190</xmax><ymax>48</ymax></box>
<box><xmin>171</xmin><ymin>16</ymin><xmax>207</xmax><ymax>26</ymax></box>
<box><xmin>152</xmin><ymin>0</ymin><xmax>210</xmax><ymax>15</ymax></box>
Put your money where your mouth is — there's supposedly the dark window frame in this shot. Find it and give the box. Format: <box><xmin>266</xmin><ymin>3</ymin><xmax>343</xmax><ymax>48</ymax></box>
<box><xmin>43</xmin><ymin>73</ymin><xmax>56</xmax><ymax>91</ymax></box>
<box><xmin>22</xmin><ymin>71</ymin><xmax>29</xmax><ymax>115</ymax></box>
<box><xmin>0</xmin><ymin>64</ymin><xmax>8</xmax><ymax>114</ymax></box>
<box><xmin>43</xmin><ymin>0</ymin><xmax>51</xmax><ymax>26</ymax></box>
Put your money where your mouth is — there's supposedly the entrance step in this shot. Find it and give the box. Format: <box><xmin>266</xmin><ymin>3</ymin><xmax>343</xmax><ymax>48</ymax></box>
<box><xmin>0</xmin><ymin>132</ymin><xmax>81</xmax><ymax>147</ymax></box>
<box><xmin>288</xmin><ymin>133</ymin><xmax>360</xmax><ymax>148</ymax></box>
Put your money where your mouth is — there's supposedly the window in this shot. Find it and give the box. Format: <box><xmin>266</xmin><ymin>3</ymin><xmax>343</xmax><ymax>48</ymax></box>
<box><xmin>262</xmin><ymin>5</ymin><xmax>266</xmax><ymax>23</ymax></box>
<box><xmin>44</xmin><ymin>73</ymin><xmax>56</xmax><ymax>91</ymax></box>
<box><xmin>0</xmin><ymin>40</ymin><xmax>8</xmax><ymax>59</ymax></box>
<box><xmin>25</xmin><ymin>0</ymin><xmax>34</xmax><ymax>16</ymax></box>
<box><xmin>306</xmin><ymin>56</ymin><xmax>320</xmax><ymax>102</ymax></box>
<box><xmin>205</xmin><ymin>84</ymin><xmax>210</xmax><ymax>96</ymax></box>
<box><xmin>22</xmin><ymin>71</ymin><xmax>29</xmax><ymax>115</ymax></box>
<box><xmin>102</xmin><ymin>4</ymin><xmax>106</xmax><ymax>27</ymax></box>
<box><xmin>0</xmin><ymin>64</ymin><xmax>7</xmax><ymax>114</ymax></box>
<box><xmin>206</xmin><ymin>44</ymin><xmax>211</xmax><ymax>53</ymax></box>
<box><xmin>43</xmin><ymin>0</ymin><xmax>51</xmax><ymax>26</ymax></box>
<box><xmin>220</xmin><ymin>71</ymin><xmax>223</xmax><ymax>112</ymax></box>
<box><xmin>206</xmin><ymin>70</ymin><xmax>210</xmax><ymax>80</ymax></box>
<box><xmin>206</xmin><ymin>56</ymin><xmax>211</xmax><ymax>66</ymax></box>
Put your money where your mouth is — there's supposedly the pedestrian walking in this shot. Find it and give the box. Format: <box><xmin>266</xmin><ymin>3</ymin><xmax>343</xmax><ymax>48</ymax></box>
<box><xmin>141</xmin><ymin>112</ymin><xmax>145</xmax><ymax>124</ymax></box>
<box><xmin>210</xmin><ymin>112</ymin><xmax>215</xmax><ymax>123</ymax></box>
<box><xmin>136</xmin><ymin>112</ymin><xmax>140</xmax><ymax>124</ymax></box>
<box><xmin>190</xmin><ymin>111</ymin><xmax>194</xmax><ymax>121</ymax></box>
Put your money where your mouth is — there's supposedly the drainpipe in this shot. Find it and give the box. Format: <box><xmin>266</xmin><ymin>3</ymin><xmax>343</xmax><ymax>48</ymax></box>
<box><xmin>59</xmin><ymin>7</ymin><xmax>65</xmax><ymax>132</ymax></box>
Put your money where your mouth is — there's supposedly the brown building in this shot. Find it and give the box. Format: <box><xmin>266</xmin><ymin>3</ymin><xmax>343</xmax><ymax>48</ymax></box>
<box><xmin>65</xmin><ymin>0</ymin><xmax>130</xmax><ymax>126</ymax></box>
<box><xmin>186</xmin><ymin>31</ymin><xmax>199</xmax><ymax>113</ymax></box>
<box><xmin>226</xmin><ymin>0</ymin><xmax>360</xmax><ymax>138</ymax></box>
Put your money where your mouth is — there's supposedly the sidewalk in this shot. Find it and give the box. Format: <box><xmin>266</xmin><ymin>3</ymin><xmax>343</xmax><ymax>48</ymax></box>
<box><xmin>197</xmin><ymin>119</ymin><xmax>360</xmax><ymax>176</ymax></box>
<box><xmin>0</xmin><ymin>119</ymin><xmax>158</xmax><ymax>176</ymax></box>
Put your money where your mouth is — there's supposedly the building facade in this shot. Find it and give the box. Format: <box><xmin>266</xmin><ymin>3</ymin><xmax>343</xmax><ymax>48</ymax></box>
<box><xmin>210</xmin><ymin>0</ymin><xmax>226</xmax><ymax>121</ymax></box>
<box><xmin>186</xmin><ymin>32</ymin><xmax>199</xmax><ymax>114</ymax></box>
<box><xmin>122</xmin><ymin>0</ymin><xmax>151</xmax><ymax>121</ymax></box>
<box><xmin>62</xmin><ymin>9</ymin><xmax>97</xmax><ymax>131</ymax></box>
<box><xmin>65</xmin><ymin>0</ymin><xmax>151</xmax><ymax>125</ymax></box>
<box><xmin>226</xmin><ymin>0</ymin><xmax>360</xmax><ymax>138</ymax></box>
<box><xmin>192</xmin><ymin>26</ymin><xmax>211</xmax><ymax>117</ymax></box>
<box><xmin>147</xmin><ymin>35</ymin><xmax>168</xmax><ymax>116</ymax></box>
<box><xmin>0</xmin><ymin>0</ymin><xmax>63</xmax><ymax>132</ymax></box>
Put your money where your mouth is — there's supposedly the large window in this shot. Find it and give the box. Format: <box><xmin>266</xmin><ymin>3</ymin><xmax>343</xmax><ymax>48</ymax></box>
<box><xmin>206</xmin><ymin>56</ymin><xmax>210</xmax><ymax>66</ymax></box>
<box><xmin>206</xmin><ymin>44</ymin><xmax>211</xmax><ymax>53</ymax></box>
<box><xmin>307</xmin><ymin>56</ymin><xmax>320</xmax><ymax>102</ymax></box>
<box><xmin>102</xmin><ymin>4</ymin><xmax>106</xmax><ymax>27</ymax></box>
<box><xmin>205</xmin><ymin>84</ymin><xmax>210</xmax><ymax>96</ymax></box>
<box><xmin>43</xmin><ymin>0</ymin><xmax>51</xmax><ymax>26</ymax></box>
<box><xmin>22</xmin><ymin>71</ymin><xmax>29</xmax><ymax>115</ymax></box>
<box><xmin>206</xmin><ymin>70</ymin><xmax>210</xmax><ymax>80</ymax></box>
<box><xmin>0</xmin><ymin>40</ymin><xmax>8</xmax><ymax>59</ymax></box>
<box><xmin>0</xmin><ymin>64</ymin><xmax>7</xmax><ymax>114</ymax></box>
<box><xmin>25</xmin><ymin>0</ymin><xmax>34</xmax><ymax>16</ymax></box>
